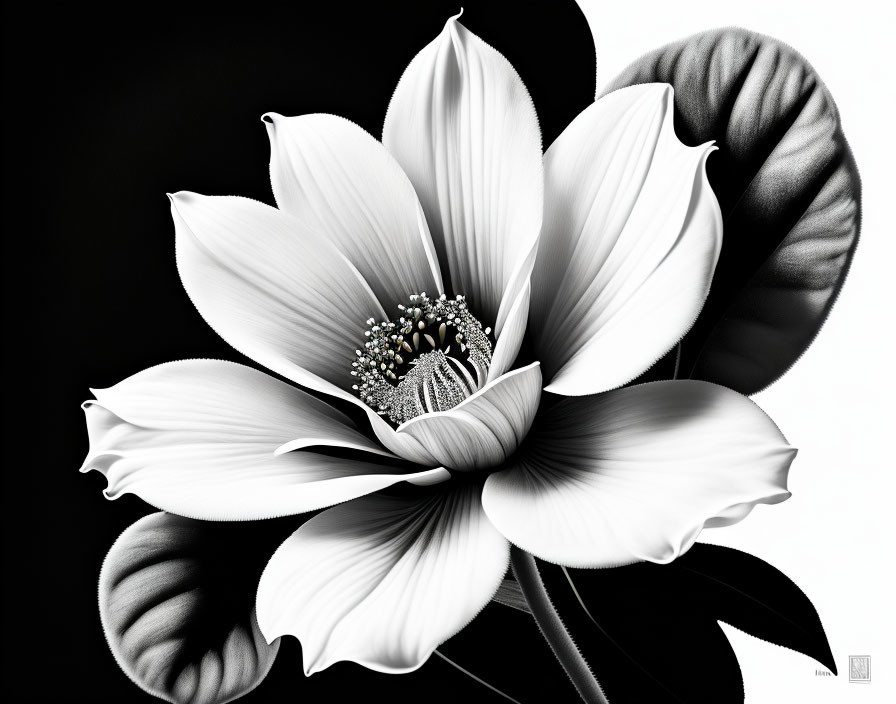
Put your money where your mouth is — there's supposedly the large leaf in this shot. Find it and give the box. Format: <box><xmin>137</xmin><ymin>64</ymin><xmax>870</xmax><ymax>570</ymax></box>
<box><xmin>522</xmin><ymin>544</ymin><xmax>835</xmax><ymax>704</ymax></box>
<box><xmin>603</xmin><ymin>28</ymin><xmax>861</xmax><ymax>394</ymax></box>
<box><xmin>533</xmin><ymin>560</ymin><xmax>744</xmax><ymax>703</ymax></box>
<box><xmin>666</xmin><ymin>544</ymin><xmax>836</xmax><ymax>672</ymax></box>
<box><xmin>99</xmin><ymin>512</ymin><xmax>296</xmax><ymax>704</ymax></box>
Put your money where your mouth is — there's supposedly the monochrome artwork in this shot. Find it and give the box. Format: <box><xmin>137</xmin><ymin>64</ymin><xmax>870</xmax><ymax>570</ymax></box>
<box><xmin>8</xmin><ymin>0</ymin><xmax>887</xmax><ymax>702</ymax></box>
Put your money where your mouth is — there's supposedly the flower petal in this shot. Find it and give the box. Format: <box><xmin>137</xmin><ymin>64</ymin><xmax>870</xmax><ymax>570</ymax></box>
<box><xmin>80</xmin><ymin>360</ymin><xmax>447</xmax><ymax>520</ymax></box>
<box><xmin>482</xmin><ymin>380</ymin><xmax>793</xmax><ymax>568</ymax></box>
<box><xmin>264</xmin><ymin>113</ymin><xmax>443</xmax><ymax>308</ymax></box>
<box><xmin>256</xmin><ymin>483</ymin><xmax>509</xmax><ymax>674</ymax></box>
<box><xmin>171</xmin><ymin>191</ymin><xmax>385</xmax><ymax>396</ymax></box>
<box><xmin>383</xmin><ymin>14</ymin><xmax>543</xmax><ymax>329</ymax></box>
<box><xmin>488</xmin><ymin>279</ymin><xmax>531</xmax><ymax>383</ymax></box>
<box><xmin>171</xmin><ymin>192</ymin><xmax>443</xmax><ymax>466</ymax></box>
<box><xmin>488</xmin><ymin>240</ymin><xmax>539</xmax><ymax>383</ymax></box>
<box><xmin>396</xmin><ymin>362</ymin><xmax>542</xmax><ymax>471</ymax></box>
<box><xmin>530</xmin><ymin>84</ymin><xmax>722</xmax><ymax>395</ymax></box>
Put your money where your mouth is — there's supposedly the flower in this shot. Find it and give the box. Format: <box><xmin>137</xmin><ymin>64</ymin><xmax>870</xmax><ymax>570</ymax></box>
<box><xmin>81</xmin><ymin>14</ymin><xmax>794</xmax><ymax>680</ymax></box>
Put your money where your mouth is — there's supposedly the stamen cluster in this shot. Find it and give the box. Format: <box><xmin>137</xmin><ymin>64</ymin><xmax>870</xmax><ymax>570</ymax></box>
<box><xmin>351</xmin><ymin>292</ymin><xmax>492</xmax><ymax>424</ymax></box>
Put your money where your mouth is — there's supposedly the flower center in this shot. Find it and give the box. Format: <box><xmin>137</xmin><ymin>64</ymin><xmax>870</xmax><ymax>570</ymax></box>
<box><xmin>351</xmin><ymin>292</ymin><xmax>493</xmax><ymax>424</ymax></box>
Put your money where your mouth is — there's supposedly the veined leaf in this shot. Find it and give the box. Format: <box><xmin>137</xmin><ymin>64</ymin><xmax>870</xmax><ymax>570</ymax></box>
<box><xmin>604</xmin><ymin>28</ymin><xmax>861</xmax><ymax>394</ymax></box>
<box><xmin>99</xmin><ymin>512</ymin><xmax>295</xmax><ymax>704</ymax></box>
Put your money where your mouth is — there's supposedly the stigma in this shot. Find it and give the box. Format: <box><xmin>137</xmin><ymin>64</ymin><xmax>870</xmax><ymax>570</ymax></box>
<box><xmin>351</xmin><ymin>292</ymin><xmax>492</xmax><ymax>424</ymax></box>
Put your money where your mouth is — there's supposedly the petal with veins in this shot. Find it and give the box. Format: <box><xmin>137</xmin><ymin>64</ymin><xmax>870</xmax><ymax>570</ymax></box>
<box><xmin>257</xmin><ymin>483</ymin><xmax>509</xmax><ymax>675</ymax></box>
<box><xmin>80</xmin><ymin>360</ymin><xmax>447</xmax><ymax>520</ymax></box>
<box><xmin>396</xmin><ymin>362</ymin><xmax>542</xmax><ymax>471</ymax></box>
<box><xmin>383</xmin><ymin>15</ymin><xmax>543</xmax><ymax>331</ymax></box>
<box><xmin>488</xmin><ymin>241</ymin><xmax>538</xmax><ymax>383</ymax></box>
<box><xmin>488</xmin><ymin>280</ymin><xmax>531</xmax><ymax>384</ymax></box>
<box><xmin>264</xmin><ymin>113</ymin><xmax>443</xmax><ymax>307</ymax></box>
<box><xmin>171</xmin><ymin>191</ymin><xmax>442</xmax><ymax>467</ymax></box>
<box><xmin>172</xmin><ymin>192</ymin><xmax>384</xmax><ymax>394</ymax></box>
<box><xmin>530</xmin><ymin>84</ymin><xmax>722</xmax><ymax>395</ymax></box>
<box><xmin>482</xmin><ymin>380</ymin><xmax>794</xmax><ymax>568</ymax></box>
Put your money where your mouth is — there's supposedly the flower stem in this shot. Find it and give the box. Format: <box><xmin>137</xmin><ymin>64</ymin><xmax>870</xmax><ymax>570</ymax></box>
<box><xmin>510</xmin><ymin>547</ymin><xmax>609</xmax><ymax>704</ymax></box>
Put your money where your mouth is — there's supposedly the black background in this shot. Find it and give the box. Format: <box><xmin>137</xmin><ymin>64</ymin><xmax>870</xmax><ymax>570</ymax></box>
<box><xmin>3</xmin><ymin>1</ymin><xmax>597</xmax><ymax>701</ymax></box>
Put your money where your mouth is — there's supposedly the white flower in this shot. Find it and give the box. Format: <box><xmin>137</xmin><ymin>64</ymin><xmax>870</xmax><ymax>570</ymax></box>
<box><xmin>81</xmin><ymin>15</ymin><xmax>794</xmax><ymax>677</ymax></box>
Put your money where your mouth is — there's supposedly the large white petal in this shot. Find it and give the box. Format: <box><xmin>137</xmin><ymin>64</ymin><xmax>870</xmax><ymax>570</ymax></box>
<box><xmin>383</xmin><ymin>14</ymin><xmax>543</xmax><ymax>332</ymax></box>
<box><xmin>264</xmin><ymin>113</ymin><xmax>443</xmax><ymax>308</ymax></box>
<box><xmin>171</xmin><ymin>192</ymin><xmax>442</xmax><ymax>466</ymax></box>
<box><xmin>530</xmin><ymin>84</ymin><xmax>722</xmax><ymax>396</ymax></box>
<box><xmin>256</xmin><ymin>483</ymin><xmax>509</xmax><ymax>674</ymax></box>
<box><xmin>482</xmin><ymin>380</ymin><xmax>794</xmax><ymax>568</ymax></box>
<box><xmin>172</xmin><ymin>192</ymin><xmax>384</xmax><ymax>394</ymax></box>
<box><xmin>396</xmin><ymin>362</ymin><xmax>542</xmax><ymax>471</ymax></box>
<box><xmin>80</xmin><ymin>360</ymin><xmax>447</xmax><ymax>520</ymax></box>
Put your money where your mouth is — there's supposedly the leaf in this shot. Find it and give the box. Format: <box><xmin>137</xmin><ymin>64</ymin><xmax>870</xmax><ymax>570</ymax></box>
<box><xmin>534</xmin><ymin>544</ymin><xmax>835</xmax><ymax>704</ymax></box>
<box><xmin>538</xmin><ymin>559</ymin><xmax>744</xmax><ymax>704</ymax></box>
<box><xmin>669</xmin><ymin>544</ymin><xmax>837</xmax><ymax>673</ymax></box>
<box><xmin>603</xmin><ymin>28</ymin><xmax>861</xmax><ymax>394</ymax></box>
<box><xmin>99</xmin><ymin>512</ymin><xmax>297</xmax><ymax>704</ymax></box>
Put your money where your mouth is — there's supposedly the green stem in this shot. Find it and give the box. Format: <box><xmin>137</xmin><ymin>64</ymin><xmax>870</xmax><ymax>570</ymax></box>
<box><xmin>510</xmin><ymin>547</ymin><xmax>610</xmax><ymax>704</ymax></box>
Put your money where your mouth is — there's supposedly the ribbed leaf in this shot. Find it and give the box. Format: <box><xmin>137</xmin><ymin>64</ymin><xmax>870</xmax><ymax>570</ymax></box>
<box><xmin>604</xmin><ymin>28</ymin><xmax>860</xmax><ymax>394</ymax></box>
<box><xmin>99</xmin><ymin>512</ymin><xmax>296</xmax><ymax>704</ymax></box>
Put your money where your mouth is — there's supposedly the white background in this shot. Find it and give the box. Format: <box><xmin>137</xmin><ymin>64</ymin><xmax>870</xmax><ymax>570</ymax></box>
<box><xmin>575</xmin><ymin>0</ymin><xmax>894</xmax><ymax>701</ymax></box>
